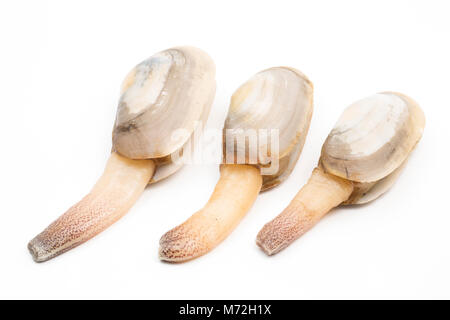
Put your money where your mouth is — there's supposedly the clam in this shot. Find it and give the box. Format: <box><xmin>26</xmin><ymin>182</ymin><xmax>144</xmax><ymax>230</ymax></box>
<box><xmin>257</xmin><ymin>92</ymin><xmax>425</xmax><ymax>255</ymax></box>
<box><xmin>159</xmin><ymin>67</ymin><xmax>313</xmax><ymax>262</ymax></box>
<box><xmin>28</xmin><ymin>47</ymin><xmax>216</xmax><ymax>262</ymax></box>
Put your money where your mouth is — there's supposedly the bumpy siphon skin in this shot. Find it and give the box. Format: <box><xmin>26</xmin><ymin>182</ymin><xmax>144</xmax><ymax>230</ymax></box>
<box><xmin>256</xmin><ymin>167</ymin><xmax>353</xmax><ymax>255</ymax></box>
<box><xmin>159</xmin><ymin>164</ymin><xmax>262</xmax><ymax>262</ymax></box>
<box><xmin>28</xmin><ymin>152</ymin><xmax>155</xmax><ymax>262</ymax></box>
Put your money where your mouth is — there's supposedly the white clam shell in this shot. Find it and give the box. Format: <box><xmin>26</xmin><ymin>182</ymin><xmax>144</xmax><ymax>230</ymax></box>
<box><xmin>224</xmin><ymin>67</ymin><xmax>313</xmax><ymax>190</ymax></box>
<box><xmin>320</xmin><ymin>92</ymin><xmax>425</xmax><ymax>204</ymax></box>
<box><xmin>112</xmin><ymin>46</ymin><xmax>216</xmax><ymax>183</ymax></box>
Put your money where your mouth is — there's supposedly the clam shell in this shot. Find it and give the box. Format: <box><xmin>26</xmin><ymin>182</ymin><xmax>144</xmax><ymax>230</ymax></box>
<box><xmin>223</xmin><ymin>67</ymin><xmax>313</xmax><ymax>191</ymax></box>
<box><xmin>113</xmin><ymin>46</ymin><xmax>216</xmax><ymax>160</ymax></box>
<box><xmin>320</xmin><ymin>92</ymin><xmax>425</xmax><ymax>204</ymax></box>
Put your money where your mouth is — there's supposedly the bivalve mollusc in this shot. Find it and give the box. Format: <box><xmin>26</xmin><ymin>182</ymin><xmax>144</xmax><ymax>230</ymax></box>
<box><xmin>28</xmin><ymin>47</ymin><xmax>216</xmax><ymax>262</ymax></box>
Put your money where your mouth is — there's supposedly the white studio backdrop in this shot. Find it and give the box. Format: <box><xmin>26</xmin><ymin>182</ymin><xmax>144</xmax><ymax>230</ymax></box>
<box><xmin>0</xmin><ymin>0</ymin><xmax>449</xmax><ymax>299</ymax></box>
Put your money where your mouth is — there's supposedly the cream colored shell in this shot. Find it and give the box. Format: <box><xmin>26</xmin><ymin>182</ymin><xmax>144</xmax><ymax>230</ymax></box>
<box><xmin>320</xmin><ymin>92</ymin><xmax>425</xmax><ymax>204</ymax></box>
<box><xmin>223</xmin><ymin>67</ymin><xmax>313</xmax><ymax>191</ymax></box>
<box><xmin>112</xmin><ymin>46</ymin><xmax>216</xmax><ymax>183</ymax></box>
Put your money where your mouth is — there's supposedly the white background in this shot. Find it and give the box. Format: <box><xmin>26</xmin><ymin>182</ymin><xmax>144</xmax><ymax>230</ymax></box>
<box><xmin>1</xmin><ymin>0</ymin><xmax>449</xmax><ymax>299</ymax></box>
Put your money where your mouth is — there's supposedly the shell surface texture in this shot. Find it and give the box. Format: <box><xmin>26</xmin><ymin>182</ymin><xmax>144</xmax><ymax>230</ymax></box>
<box><xmin>113</xmin><ymin>46</ymin><xmax>216</xmax><ymax>182</ymax></box>
<box><xmin>224</xmin><ymin>67</ymin><xmax>314</xmax><ymax>191</ymax></box>
<box><xmin>320</xmin><ymin>92</ymin><xmax>425</xmax><ymax>204</ymax></box>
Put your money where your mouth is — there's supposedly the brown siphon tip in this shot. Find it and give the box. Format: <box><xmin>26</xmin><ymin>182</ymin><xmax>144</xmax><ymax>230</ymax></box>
<box><xmin>27</xmin><ymin>237</ymin><xmax>50</xmax><ymax>263</ymax></box>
